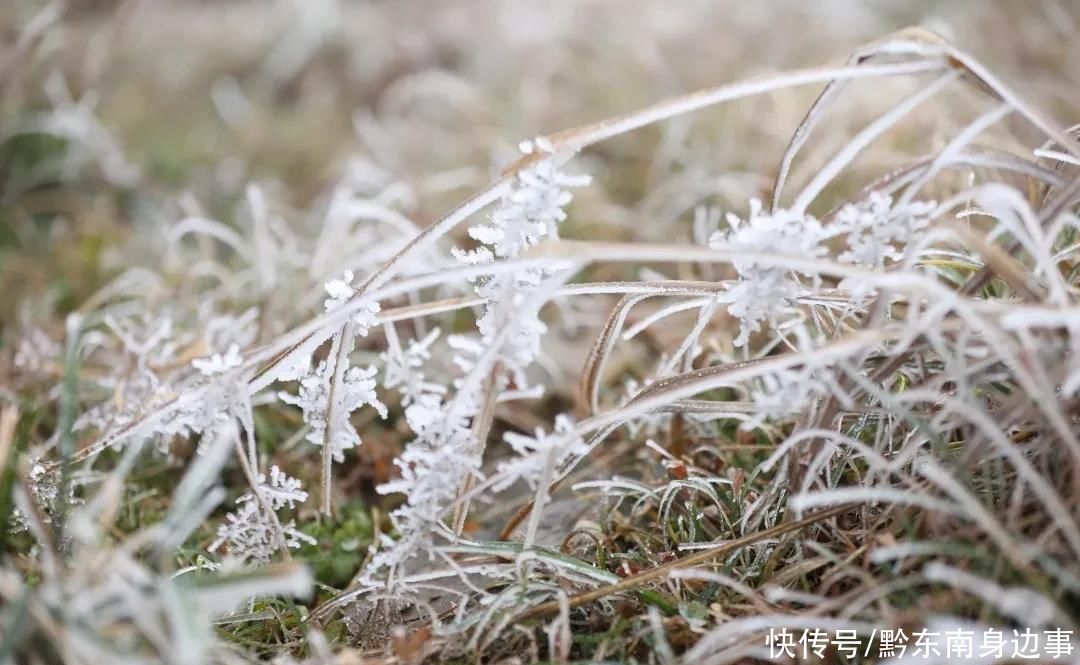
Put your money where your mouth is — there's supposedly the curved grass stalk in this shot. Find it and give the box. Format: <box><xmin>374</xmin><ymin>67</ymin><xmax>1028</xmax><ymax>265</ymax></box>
<box><xmin>658</xmin><ymin>295</ymin><xmax>720</xmax><ymax>376</ymax></box>
<box><xmin>582</xmin><ymin>329</ymin><xmax>886</xmax><ymax>436</ymax></box>
<box><xmin>897</xmin><ymin>102</ymin><xmax>1014</xmax><ymax>206</ymax></box>
<box><xmin>791</xmin><ymin>71</ymin><xmax>960</xmax><ymax>215</ymax></box>
<box><xmin>789</xmin><ymin>486</ymin><xmax>965</xmax><ymax>518</ymax></box>
<box><xmin>241</xmin><ymin>57</ymin><xmax>955</xmax><ymax>396</ymax></box>
<box><xmin>451</xmin><ymin>364</ymin><xmax>500</xmax><ymax>536</ymax></box>
<box><xmin>166</xmin><ymin>217</ymin><xmax>253</xmax><ymax>262</ymax></box>
<box><xmin>57</xmin><ymin>51</ymin><xmax>985</xmax><ymax>475</ymax></box>
<box><xmin>770</xmin><ymin>27</ymin><xmax>953</xmax><ymax>211</ymax></box>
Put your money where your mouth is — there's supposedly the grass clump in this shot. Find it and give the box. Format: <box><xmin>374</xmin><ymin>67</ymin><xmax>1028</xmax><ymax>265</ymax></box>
<box><xmin>1</xmin><ymin>2</ymin><xmax>1079</xmax><ymax>664</ymax></box>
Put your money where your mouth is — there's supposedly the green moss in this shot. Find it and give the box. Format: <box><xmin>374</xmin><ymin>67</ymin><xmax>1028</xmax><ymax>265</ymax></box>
<box><xmin>298</xmin><ymin>501</ymin><xmax>374</xmax><ymax>591</ymax></box>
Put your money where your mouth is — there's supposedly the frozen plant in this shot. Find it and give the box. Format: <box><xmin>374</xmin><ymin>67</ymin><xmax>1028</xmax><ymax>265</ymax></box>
<box><xmin>364</xmin><ymin>139</ymin><xmax>589</xmax><ymax>586</ymax></box>
<box><xmin>709</xmin><ymin>199</ymin><xmax>832</xmax><ymax>346</ymax></box>
<box><xmin>278</xmin><ymin>272</ymin><xmax>388</xmax><ymax>463</ymax></box>
<box><xmin>192</xmin><ymin>343</ymin><xmax>243</xmax><ymax>376</ymax></box>
<box><xmin>279</xmin><ymin>358</ymin><xmax>387</xmax><ymax>462</ymax></box>
<box><xmin>10</xmin><ymin>71</ymin><xmax>140</xmax><ymax>186</ymax></box>
<box><xmin>381</xmin><ymin>326</ymin><xmax>445</xmax><ymax>407</ymax></box>
<box><xmin>12</xmin><ymin>327</ymin><xmax>60</xmax><ymax>374</ymax></box>
<box><xmin>322</xmin><ymin>269</ymin><xmax>381</xmax><ymax>332</ymax></box>
<box><xmin>452</xmin><ymin>137</ymin><xmax>591</xmax><ymax>385</ymax></box>
<box><xmin>494</xmin><ymin>414</ymin><xmax>588</xmax><ymax>491</ymax></box>
<box><xmin>210</xmin><ymin>465</ymin><xmax>316</xmax><ymax>566</ymax></box>
<box><xmin>833</xmin><ymin>192</ymin><xmax>937</xmax><ymax>268</ymax></box>
<box><xmin>8</xmin><ymin>12</ymin><xmax>1080</xmax><ymax>664</ymax></box>
<box><xmin>747</xmin><ymin>364</ymin><xmax>835</xmax><ymax>428</ymax></box>
<box><xmin>6</xmin><ymin>420</ymin><xmax>313</xmax><ymax>664</ymax></box>
<box><xmin>365</xmin><ymin>391</ymin><xmax>483</xmax><ymax>588</ymax></box>
<box><xmin>257</xmin><ymin>465</ymin><xmax>310</xmax><ymax>510</ymax></box>
<box><xmin>468</xmin><ymin>137</ymin><xmax>590</xmax><ymax>259</ymax></box>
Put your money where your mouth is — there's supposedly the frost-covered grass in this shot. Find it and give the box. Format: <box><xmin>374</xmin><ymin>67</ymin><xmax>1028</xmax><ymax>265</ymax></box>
<box><xmin>2</xmin><ymin>1</ymin><xmax>1080</xmax><ymax>664</ymax></box>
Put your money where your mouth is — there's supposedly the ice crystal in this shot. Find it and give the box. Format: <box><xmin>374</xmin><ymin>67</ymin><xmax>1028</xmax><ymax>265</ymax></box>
<box><xmin>366</xmin><ymin>141</ymin><xmax>589</xmax><ymax>585</ymax></box>
<box><xmin>322</xmin><ymin>269</ymin><xmax>381</xmax><ymax>334</ymax></box>
<box><xmin>833</xmin><ymin>192</ymin><xmax>936</xmax><ymax>268</ymax></box>
<box><xmin>466</xmin><ymin>138</ymin><xmax>590</xmax><ymax>260</ymax></box>
<box><xmin>210</xmin><ymin>466</ymin><xmax>314</xmax><ymax>565</ymax></box>
<box><xmin>709</xmin><ymin>199</ymin><xmax>831</xmax><ymax>346</ymax></box>
<box><xmin>747</xmin><ymin>366</ymin><xmax>832</xmax><ymax>427</ymax></box>
<box><xmin>255</xmin><ymin>465</ymin><xmax>309</xmax><ymax>510</ymax></box>
<box><xmin>278</xmin><ymin>358</ymin><xmax>387</xmax><ymax>462</ymax></box>
<box><xmin>276</xmin><ymin>272</ymin><xmax>389</xmax><ymax>463</ymax></box>
<box><xmin>365</xmin><ymin>391</ymin><xmax>484</xmax><ymax>587</ymax></box>
<box><xmin>450</xmin><ymin>140</ymin><xmax>588</xmax><ymax>386</ymax></box>
<box><xmin>376</xmin><ymin>402</ymin><xmax>481</xmax><ymax>515</ymax></box>
<box><xmin>13</xmin><ymin>328</ymin><xmax>60</xmax><ymax>374</ymax></box>
<box><xmin>192</xmin><ymin>343</ymin><xmax>243</xmax><ymax>376</ymax></box>
<box><xmin>381</xmin><ymin>327</ymin><xmax>445</xmax><ymax>406</ymax></box>
<box><xmin>494</xmin><ymin>414</ymin><xmax>587</xmax><ymax>491</ymax></box>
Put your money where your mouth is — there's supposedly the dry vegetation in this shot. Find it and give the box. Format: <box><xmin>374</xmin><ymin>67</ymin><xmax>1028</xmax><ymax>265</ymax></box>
<box><xmin>1</xmin><ymin>1</ymin><xmax>1079</xmax><ymax>664</ymax></box>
